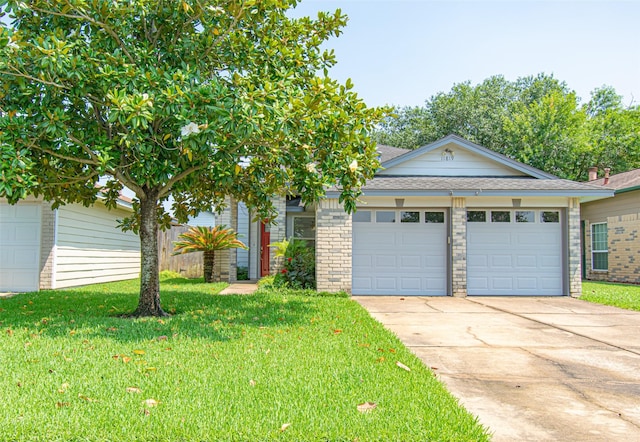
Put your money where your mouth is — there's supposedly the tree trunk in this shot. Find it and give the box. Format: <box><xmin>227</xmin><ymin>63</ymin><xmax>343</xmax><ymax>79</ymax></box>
<box><xmin>203</xmin><ymin>250</ymin><xmax>215</xmax><ymax>283</ymax></box>
<box><xmin>133</xmin><ymin>191</ymin><xmax>167</xmax><ymax>317</ymax></box>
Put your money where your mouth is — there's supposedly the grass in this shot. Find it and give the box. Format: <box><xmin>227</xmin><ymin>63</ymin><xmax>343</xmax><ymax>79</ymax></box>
<box><xmin>0</xmin><ymin>274</ymin><xmax>489</xmax><ymax>442</ymax></box>
<box><xmin>581</xmin><ymin>281</ymin><xmax>640</xmax><ymax>311</ymax></box>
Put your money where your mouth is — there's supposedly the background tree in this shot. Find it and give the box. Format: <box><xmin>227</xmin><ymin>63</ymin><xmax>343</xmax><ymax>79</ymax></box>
<box><xmin>0</xmin><ymin>1</ymin><xmax>387</xmax><ymax>316</ymax></box>
<box><xmin>374</xmin><ymin>74</ymin><xmax>639</xmax><ymax>181</ymax></box>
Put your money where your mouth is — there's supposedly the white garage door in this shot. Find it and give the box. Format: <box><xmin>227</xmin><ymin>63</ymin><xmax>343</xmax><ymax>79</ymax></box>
<box><xmin>0</xmin><ymin>203</ymin><xmax>41</xmax><ymax>292</ymax></box>
<box><xmin>467</xmin><ymin>209</ymin><xmax>563</xmax><ymax>296</ymax></box>
<box><xmin>353</xmin><ymin>209</ymin><xmax>447</xmax><ymax>296</ymax></box>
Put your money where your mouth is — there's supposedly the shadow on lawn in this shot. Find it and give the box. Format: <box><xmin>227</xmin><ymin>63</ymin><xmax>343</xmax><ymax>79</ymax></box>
<box><xmin>0</xmin><ymin>279</ymin><xmax>317</xmax><ymax>343</ymax></box>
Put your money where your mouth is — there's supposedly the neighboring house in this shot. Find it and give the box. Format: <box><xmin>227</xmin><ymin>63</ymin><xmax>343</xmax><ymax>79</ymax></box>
<box><xmin>0</xmin><ymin>196</ymin><xmax>140</xmax><ymax>292</ymax></box>
<box><xmin>220</xmin><ymin>135</ymin><xmax>613</xmax><ymax>297</ymax></box>
<box><xmin>581</xmin><ymin>167</ymin><xmax>640</xmax><ymax>284</ymax></box>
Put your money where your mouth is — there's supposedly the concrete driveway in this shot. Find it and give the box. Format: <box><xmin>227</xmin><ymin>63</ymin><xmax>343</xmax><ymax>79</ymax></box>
<box><xmin>354</xmin><ymin>296</ymin><xmax>640</xmax><ymax>441</ymax></box>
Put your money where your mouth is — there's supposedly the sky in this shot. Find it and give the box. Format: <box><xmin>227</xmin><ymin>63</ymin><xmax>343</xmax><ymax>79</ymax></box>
<box><xmin>289</xmin><ymin>0</ymin><xmax>640</xmax><ymax>108</ymax></box>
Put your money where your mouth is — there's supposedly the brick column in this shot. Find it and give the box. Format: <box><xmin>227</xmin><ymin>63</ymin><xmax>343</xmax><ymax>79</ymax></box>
<box><xmin>607</xmin><ymin>213</ymin><xmax>640</xmax><ymax>283</ymax></box>
<box><xmin>39</xmin><ymin>203</ymin><xmax>56</xmax><ymax>290</ymax></box>
<box><xmin>214</xmin><ymin>197</ymin><xmax>238</xmax><ymax>282</ymax></box>
<box><xmin>451</xmin><ymin>197</ymin><xmax>467</xmax><ymax>297</ymax></box>
<box><xmin>568</xmin><ymin>198</ymin><xmax>582</xmax><ymax>297</ymax></box>
<box><xmin>315</xmin><ymin>198</ymin><xmax>352</xmax><ymax>293</ymax></box>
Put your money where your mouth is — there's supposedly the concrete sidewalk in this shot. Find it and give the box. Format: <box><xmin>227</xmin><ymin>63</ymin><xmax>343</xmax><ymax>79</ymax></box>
<box><xmin>354</xmin><ymin>296</ymin><xmax>640</xmax><ymax>441</ymax></box>
<box><xmin>218</xmin><ymin>282</ymin><xmax>258</xmax><ymax>295</ymax></box>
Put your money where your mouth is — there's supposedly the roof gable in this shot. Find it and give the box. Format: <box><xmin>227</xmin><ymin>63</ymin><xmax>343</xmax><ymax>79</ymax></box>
<box><xmin>379</xmin><ymin>134</ymin><xmax>557</xmax><ymax>179</ymax></box>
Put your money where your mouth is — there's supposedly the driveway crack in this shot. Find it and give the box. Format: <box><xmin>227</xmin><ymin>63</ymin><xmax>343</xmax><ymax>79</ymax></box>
<box><xmin>520</xmin><ymin>346</ymin><xmax>640</xmax><ymax>431</ymax></box>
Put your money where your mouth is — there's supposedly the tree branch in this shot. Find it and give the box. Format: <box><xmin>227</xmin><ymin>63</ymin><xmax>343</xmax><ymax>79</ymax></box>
<box><xmin>158</xmin><ymin>164</ymin><xmax>207</xmax><ymax>198</ymax></box>
<box><xmin>30</xmin><ymin>6</ymin><xmax>136</xmax><ymax>65</ymax></box>
<box><xmin>0</xmin><ymin>69</ymin><xmax>71</xmax><ymax>90</ymax></box>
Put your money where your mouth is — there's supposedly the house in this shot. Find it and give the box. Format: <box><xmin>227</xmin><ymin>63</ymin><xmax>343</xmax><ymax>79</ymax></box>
<box><xmin>221</xmin><ymin>135</ymin><xmax>613</xmax><ymax>297</ymax></box>
<box><xmin>581</xmin><ymin>167</ymin><xmax>640</xmax><ymax>284</ymax></box>
<box><xmin>0</xmin><ymin>196</ymin><xmax>140</xmax><ymax>292</ymax></box>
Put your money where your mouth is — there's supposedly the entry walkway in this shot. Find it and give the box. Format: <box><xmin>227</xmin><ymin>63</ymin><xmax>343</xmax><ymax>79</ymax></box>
<box><xmin>219</xmin><ymin>281</ymin><xmax>258</xmax><ymax>295</ymax></box>
<box><xmin>354</xmin><ymin>296</ymin><xmax>640</xmax><ymax>441</ymax></box>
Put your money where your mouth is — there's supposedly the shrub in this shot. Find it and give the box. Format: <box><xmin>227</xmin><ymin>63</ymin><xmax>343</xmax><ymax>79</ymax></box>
<box><xmin>237</xmin><ymin>266</ymin><xmax>249</xmax><ymax>281</ymax></box>
<box><xmin>273</xmin><ymin>238</ymin><xmax>316</xmax><ymax>289</ymax></box>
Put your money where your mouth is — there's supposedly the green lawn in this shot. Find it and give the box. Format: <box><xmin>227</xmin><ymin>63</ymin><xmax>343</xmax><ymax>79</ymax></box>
<box><xmin>581</xmin><ymin>281</ymin><xmax>640</xmax><ymax>311</ymax></box>
<box><xmin>0</xmin><ymin>275</ymin><xmax>489</xmax><ymax>441</ymax></box>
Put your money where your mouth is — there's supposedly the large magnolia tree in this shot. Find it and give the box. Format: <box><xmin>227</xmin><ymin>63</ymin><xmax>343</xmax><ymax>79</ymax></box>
<box><xmin>0</xmin><ymin>0</ymin><xmax>386</xmax><ymax>316</ymax></box>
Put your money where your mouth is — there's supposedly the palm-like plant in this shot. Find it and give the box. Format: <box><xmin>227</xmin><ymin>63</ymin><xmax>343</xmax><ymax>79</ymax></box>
<box><xmin>173</xmin><ymin>225</ymin><xmax>248</xmax><ymax>283</ymax></box>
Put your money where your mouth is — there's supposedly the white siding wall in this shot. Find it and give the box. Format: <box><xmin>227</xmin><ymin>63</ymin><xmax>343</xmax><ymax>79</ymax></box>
<box><xmin>54</xmin><ymin>203</ymin><xmax>140</xmax><ymax>288</ymax></box>
<box><xmin>379</xmin><ymin>144</ymin><xmax>527</xmax><ymax>177</ymax></box>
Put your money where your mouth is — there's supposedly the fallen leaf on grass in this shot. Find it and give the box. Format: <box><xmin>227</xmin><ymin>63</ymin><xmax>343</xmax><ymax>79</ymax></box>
<box><xmin>249</xmin><ymin>379</ymin><xmax>256</xmax><ymax>387</ymax></box>
<box><xmin>78</xmin><ymin>394</ymin><xmax>97</xmax><ymax>402</ymax></box>
<box><xmin>133</xmin><ymin>349</ymin><xmax>145</xmax><ymax>355</ymax></box>
<box><xmin>126</xmin><ymin>387</ymin><xmax>142</xmax><ymax>394</ymax></box>
<box><xmin>333</xmin><ymin>329</ymin><xmax>342</xmax><ymax>334</ymax></box>
<box><xmin>143</xmin><ymin>398</ymin><xmax>159</xmax><ymax>407</ymax></box>
<box><xmin>145</xmin><ymin>367</ymin><xmax>157</xmax><ymax>372</ymax></box>
<box><xmin>157</xmin><ymin>335</ymin><xmax>168</xmax><ymax>341</ymax></box>
<box><xmin>56</xmin><ymin>402</ymin><xmax>70</xmax><ymax>408</ymax></box>
<box><xmin>357</xmin><ymin>402</ymin><xmax>377</xmax><ymax>412</ymax></box>
<box><xmin>280</xmin><ymin>423</ymin><xmax>291</xmax><ymax>432</ymax></box>
<box><xmin>396</xmin><ymin>361</ymin><xmax>411</xmax><ymax>372</ymax></box>
<box><xmin>6</xmin><ymin>329</ymin><xmax>13</xmax><ymax>336</ymax></box>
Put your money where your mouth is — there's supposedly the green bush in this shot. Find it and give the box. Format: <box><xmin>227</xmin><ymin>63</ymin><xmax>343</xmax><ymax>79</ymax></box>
<box><xmin>274</xmin><ymin>238</ymin><xmax>316</xmax><ymax>289</ymax></box>
<box><xmin>236</xmin><ymin>266</ymin><xmax>249</xmax><ymax>281</ymax></box>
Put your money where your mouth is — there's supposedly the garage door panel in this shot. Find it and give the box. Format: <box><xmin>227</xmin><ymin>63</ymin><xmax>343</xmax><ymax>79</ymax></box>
<box><xmin>491</xmin><ymin>255</ymin><xmax>512</xmax><ymax>267</ymax></box>
<box><xmin>468</xmin><ymin>277</ymin><xmax>488</xmax><ymax>289</ymax></box>
<box><xmin>353</xmin><ymin>212</ymin><xmax>447</xmax><ymax>296</ymax></box>
<box><xmin>375</xmin><ymin>278</ymin><xmax>397</xmax><ymax>290</ymax></box>
<box><xmin>493</xmin><ymin>278</ymin><xmax>513</xmax><ymax>289</ymax></box>
<box><xmin>468</xmin><ymin>209</ymin><xmax>563</xmax><ymax>296</ymax></box>
<box><xmin>400</xmin><ymin>278</ymin><xmax>421</xmax><ymax>290</ymax></box>
<box><xmin>516</xmin><ymin>255</ymin><xmax>537</xmax><ymax>268</ymax></box>
<box><xmin>375</xmin><ymin>255</ymin><xmax>397</xmax><ymax>268</ymax></box>
<box><xmin>400</xmin><ymin>255</ymin><xmax>422</xmax><ymax>268</ymax></box>
<box><xmin>516</xmin><ymin>278</ymin><xmax>538</xmax><ymax>289</ymax></box>
<box><xmin>0</xmin><ymin>203</ymin><xmax>41</xmax><ymax>292</ymax></box>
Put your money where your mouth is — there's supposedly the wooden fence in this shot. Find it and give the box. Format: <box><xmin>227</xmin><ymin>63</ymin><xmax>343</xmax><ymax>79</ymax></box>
<box><xmin>158</xmin><ymin>224</ymin><xmax>203</xmax><ymax>278</ymax></box>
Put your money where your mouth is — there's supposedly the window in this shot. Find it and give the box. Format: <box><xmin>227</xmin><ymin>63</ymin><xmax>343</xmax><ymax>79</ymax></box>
<box><xmin>400</xmin><ymin>211</ymin><xmax>420</xmax><ymax>223</ymax></box>
<box><xmin>425</xmin><ymin>212</ymin><xmax>445</xmax><ymax>223</ymax></box>
<box><xmin>591</xmin><ymin>223</ymin><xmax>608</xmax><ymax>271</ymax></box>
<box><xmin>467</xmin><ymin>211</ymin><xmax>486</xmax><ymax>222</ymax></box>
<box><xmin>541</xmin><ymin>211</ymin><xmax>560</xmax><ymax>223</ymax></box>
<box><xmin>516</xmin><ymin>211</ymin><xmax>535</xmax><ymax>223</ymax></box>
<box><xmin>491</xmin><ymin>211</ymin><xmax>511</xmax><ymax>223</ymax></box>
<box><xmin>292</xmin><ymin>217</ymin><xmax>315</xmax><ymax>248</ymax></box>
<box><xmin>376</xmin><ymin>211</ymin><xmax>396</xmax><ymax>223</ymax></box>
<box><xmin>353</xmin><ymin>211</ymin><xmax>371</xmax><ymax>223</ymax></box>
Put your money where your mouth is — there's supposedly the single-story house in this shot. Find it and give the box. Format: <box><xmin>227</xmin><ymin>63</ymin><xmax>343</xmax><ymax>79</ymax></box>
<box><xmin>581</xmin><ymin>167</ymin><xmax>640</xmax><ymax>284</ymax></box>
<box><xmin>220</xmin><ymin>135</ymin><xmax>613</xmax><ymax>297</ymax></box>
<box><xmin>0</xmin><ymin>196</ymin><xmax>140</xmax><ymax>292</ymax></box>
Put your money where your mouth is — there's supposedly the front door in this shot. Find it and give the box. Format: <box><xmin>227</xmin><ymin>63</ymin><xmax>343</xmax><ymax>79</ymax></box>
<box><xmin>260</xmin><ymin>221</ymin><xmax>270</xmax><ymax>277</ymax></box>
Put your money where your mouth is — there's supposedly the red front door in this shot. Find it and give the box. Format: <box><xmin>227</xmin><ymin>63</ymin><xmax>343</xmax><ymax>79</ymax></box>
<box><xmin>260</xmin><ymin>221</ymin><xmax>270</xmax><ymax>277</ymax></box>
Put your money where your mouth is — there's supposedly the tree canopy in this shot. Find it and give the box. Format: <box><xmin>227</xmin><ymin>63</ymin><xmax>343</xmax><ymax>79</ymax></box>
<box><xmin>0</xmin><ymin>0</ymin><xmax>387</xmax><ymax>315</ymax></box>
<box><xmin>375</xmin><ymin>74</ymin><xmax>640</xmax><ymax>181</ymax></box>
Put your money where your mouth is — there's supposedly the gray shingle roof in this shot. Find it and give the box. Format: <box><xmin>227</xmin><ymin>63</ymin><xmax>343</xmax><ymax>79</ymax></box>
<box><xmin>327</xmin><ymin>176</ymin><xmax>613</xmax><ymax>197</ymax></box>
<box><xmin>377</xmin><ymin>144</ymin><xmax>409</xmax><ymax>163</ymax></box>
<box><xmin>589</xmin><ymin>168</ymin><xmax>640</xmax><ymax>191</ymax></box>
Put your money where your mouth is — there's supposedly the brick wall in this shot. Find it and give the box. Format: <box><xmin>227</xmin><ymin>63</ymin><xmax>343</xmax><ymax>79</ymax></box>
<box><xmin>568</xmin><ymin>198</ymin><xmax>582</xmax><ymax>297</ymax></box>
<box><xmin>451</xmin><ymin>197</ymin><xmax>467</xmax><ymax>297</ymax></box>
<box><xmin>315</xmin><ymin>198</ymin><xmax>352</xmax><ymax>293</ymax></box>
<box><xmin>214</xmin><ymin>197</ymin><xmax>238</xmax><ymax>283</ymax></box>
<box><xmin>585</xmin><ymin>212</ymin><xmax>640</xmax><ymax>284</ymax></box>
